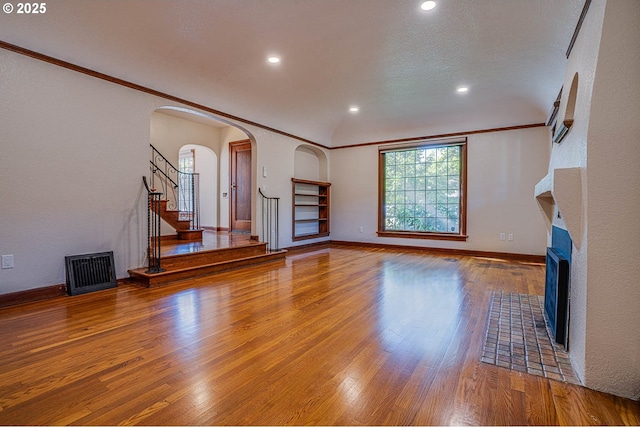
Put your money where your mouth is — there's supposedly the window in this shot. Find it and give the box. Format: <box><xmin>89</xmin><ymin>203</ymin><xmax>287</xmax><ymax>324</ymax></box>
<box><xmin>378</xmin><ymin>140</ymin><xmax>467</xmax><ymax>241</ymax></box>
<box><xmin>178</xmin><ymin>149</ymin><xmax>195</xmax><ymax>213</ymax></box>
<box><xmin>179</xmin><ymin>149</ymin><xmax>195</xmax><ymax>174</ymax></box>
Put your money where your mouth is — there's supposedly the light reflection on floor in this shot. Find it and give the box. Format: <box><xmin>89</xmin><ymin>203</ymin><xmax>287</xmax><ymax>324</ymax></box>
<box><xmin>378</xmin><ymin>257</ymin><xmax>463</xmax><ymax>356</ymax></box>
<box><xmin>161</xmin><ymin>231</ymin><xmax>261</xmax><ymax>256</ymax></box>
<box><xmin>172</xmin><ymin>290</ymin><xmax>200</xmax><ymax>336</ymax></box>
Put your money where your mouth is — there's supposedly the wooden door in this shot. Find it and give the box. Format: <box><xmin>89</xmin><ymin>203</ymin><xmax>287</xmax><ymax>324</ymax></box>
<box><xmin>230</xmin><ymin>140</ymin><xmax>252</xmax><ymax>232</ymax></box>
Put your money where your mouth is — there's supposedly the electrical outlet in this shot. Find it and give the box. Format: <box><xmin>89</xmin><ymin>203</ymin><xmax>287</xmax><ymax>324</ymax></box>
<box><xmin>508</xmin><ymin>233</ymin><xmax>514</xmax><ymax>241</ymax></box>
<box><xmin>500</xmin><ymin>233</ymin><xmax>506</xmax><ymax>241</ymax></box>
<box><xmin>358</xmin><ymin>226</ymin><xmax>364</xmax><ymax>233</ymax></box>
<box><xmin>2</xmin><ymin>255</ymin><xmax>14</xmax><ymax>269</ymax></box>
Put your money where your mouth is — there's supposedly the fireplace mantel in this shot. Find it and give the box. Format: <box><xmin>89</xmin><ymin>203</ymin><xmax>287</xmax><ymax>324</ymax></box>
<box><xmin>535</xmin><ymin>167</ymin><xmax>583</xmax><ymax>249</ymax></box>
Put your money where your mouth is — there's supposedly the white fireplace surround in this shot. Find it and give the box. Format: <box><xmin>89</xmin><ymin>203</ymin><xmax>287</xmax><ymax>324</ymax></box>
<box><xmin>534</xmin><ymin>167</ymin><xmax>583</xmax><ymax>249</ymax></box>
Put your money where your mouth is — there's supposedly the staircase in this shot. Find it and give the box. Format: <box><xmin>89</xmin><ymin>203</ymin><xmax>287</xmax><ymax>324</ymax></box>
<box><xmin>153</xmin><ymin>199</ymin><xmax>202</xmax><ymax>241</ymax></box>
<box><xmin>147</xmin><ymin>144</ymin><xmax>203</xmax><ymax>241</ymax></box>
<box><xmin>128</xmin><ymin>145</ymin><xmax>286</xmax><ymax>287</ymax></box>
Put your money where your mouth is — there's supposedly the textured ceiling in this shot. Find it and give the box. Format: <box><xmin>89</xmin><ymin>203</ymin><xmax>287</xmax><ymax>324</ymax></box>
<box><xmin>0</xmin><ymin>0</ymin><xmax>584</xmax><ymax>147</ymax></box>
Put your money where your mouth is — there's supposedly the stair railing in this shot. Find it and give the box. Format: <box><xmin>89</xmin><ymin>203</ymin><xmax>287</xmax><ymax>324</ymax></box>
<box><xmin>149</xmin><ymin>144</ymin><xmax>200</xmax><ymax>231</ymax></box>
<box><xmin>142</xmin><ymin>176</ymin><xmax>165</xmax><ymax>273</ymax></box>
<box><xmin>259</xmin><ymin>188</ymin><xmax>280</xmax><ymax>252</ymax></box>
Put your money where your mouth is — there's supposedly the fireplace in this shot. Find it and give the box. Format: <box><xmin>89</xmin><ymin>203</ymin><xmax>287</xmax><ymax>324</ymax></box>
<box><xmin>544</xmin><ymin>226</ymin><xmax>572</xmax><ymax>348</ymax></box>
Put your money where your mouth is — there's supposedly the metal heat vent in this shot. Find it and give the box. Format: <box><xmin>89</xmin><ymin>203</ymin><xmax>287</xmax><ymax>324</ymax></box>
<box><xmin>65</xmin><ymin>251</ymin><xmax>117</xmax><ymax>296</ymax></box>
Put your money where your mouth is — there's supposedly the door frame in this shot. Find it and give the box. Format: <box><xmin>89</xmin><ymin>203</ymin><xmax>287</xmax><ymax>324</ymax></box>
<box><xmin>229</xmin><ymin>139</ymin><xmax>252</xmax><ymax>233</ymax></box>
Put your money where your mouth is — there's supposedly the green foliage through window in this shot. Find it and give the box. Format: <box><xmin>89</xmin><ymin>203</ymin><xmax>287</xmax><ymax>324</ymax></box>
<box><xmin>381</xmin><ymin>143</ymin><xmax>463</xmax><ymax>234</ymax></box>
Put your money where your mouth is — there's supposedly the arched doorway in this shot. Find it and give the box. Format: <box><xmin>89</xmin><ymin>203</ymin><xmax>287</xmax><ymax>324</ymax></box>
<box><xmin>151</xmin><ymin>106</ymin><xmax>256</xmax><ymax>234</ymax></box>
<box><xmin>179</xmin><ymin>144</ymin><xmax>218</xmax><ymax>229</ymax></box>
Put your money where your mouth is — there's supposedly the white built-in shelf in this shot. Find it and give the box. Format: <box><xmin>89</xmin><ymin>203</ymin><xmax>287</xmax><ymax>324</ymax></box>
<box><xmin>292</xmin><ymin>178</ymin><xmax>331</xmax><ymax>241</ymax></box>
<box><xmin>294</xmin><ymin>218</ymin><xmax>327</xmax><ymax>223</ymax></box>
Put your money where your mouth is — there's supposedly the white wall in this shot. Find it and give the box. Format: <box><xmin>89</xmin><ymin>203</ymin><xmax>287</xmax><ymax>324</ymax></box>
<box><xmin>247</xmin><ymin>129</ymin><xmax>331</xmax><ymax>247</ymax></box>
<box><xmin>547</xmin><ymin>0</ymin><xmax>605</xmax><ymax>392</ymax></box>
<box><xmin>331</xmin><ymin>127</ymin><xmax>550</xmax><ymax>255</ymax></box>
<box><xmin>150</xmin><ymin>111</ymin><xmax>221</xmax><ymax>170</ymax></box>
<box><xmin>0</xmin><ymin>49</ymin><xmax>159</xmax><ymax>292</ymax></box>
<box><xmin>583</xmin><ymin>0</ymin><xmax>640</xmax><ymax>399</ymax></box>
<box><xmin>294</xmin><ymin>145</ymin><xmax>328</xmax><ymax>182</ymax></box>
<box><xmin>182</xmin><ymin>144</ymin><xmax>218</xmax><ymax>229</ymax></box>
<box><xmin>294</xmin><ymin>146</ymin><xmax>320</xmax><ymax>181</ymax></box>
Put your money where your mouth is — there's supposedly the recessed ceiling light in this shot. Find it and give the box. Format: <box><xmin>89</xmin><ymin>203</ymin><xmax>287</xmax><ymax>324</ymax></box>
<box><xmin>349</xmin><ymin>106</ymin><xmax>360</xmax><ymax>113</ymax></box>
<box><xmin>457</xmin><ymin>86</ymin><xmax>469</xmax><ymax>93</ymax></box>
<box><xmin>267</xmin><ymin>56</ymin><xmax>281</xmax><ymax>64</ymax></box>
<box><xmin>421</xmin><ymin>1</ymin><xmax>436</xmax><ymax>11</ymax></box>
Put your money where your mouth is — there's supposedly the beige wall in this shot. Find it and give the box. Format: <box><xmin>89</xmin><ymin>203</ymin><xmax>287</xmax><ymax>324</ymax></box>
<box><xmin>331</xmin><ymin>127</ymin><xmax>550</xmax><ymax>255</ymax></box>
<box><xmin>544</xmin><ymin>0</ymin><xmax>640</xmax><ymax>400</ymax></box>
<box><xmin>583</xmin><ymin>0</ymin><xmax>639</xmax><ymax>399</ymax></box>
<box><xmin>150</xmin><ymin>111</ymin><xmax>222</xmax><ymax>167</ymax></box>
<box><xmin>0</xmin><ymin>49</ymin><xmax>157</xmax><ymax>292</ymax></box>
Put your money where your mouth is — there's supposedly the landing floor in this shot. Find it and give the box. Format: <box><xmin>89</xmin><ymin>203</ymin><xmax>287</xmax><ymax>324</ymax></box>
<box><xmin>160</xmin><ymin>230</ymin><xmax>259</xmax><ymax>257</ymax></box>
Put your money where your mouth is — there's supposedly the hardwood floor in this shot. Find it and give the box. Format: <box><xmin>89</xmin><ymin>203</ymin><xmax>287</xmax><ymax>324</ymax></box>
<box><xmin>0</xmin><ymin>246</ymin><xmax>638</xmax><ymax>425</ymax></box>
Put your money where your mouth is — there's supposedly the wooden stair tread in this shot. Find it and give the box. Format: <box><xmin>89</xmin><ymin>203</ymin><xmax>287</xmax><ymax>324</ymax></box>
<box><xmin>128</xmin><ymin>250</ymin><xmax>287</xmax><ymax>287</ymax></box>
<box><xmin>161</xmin><ymin>242</ymin><xmax>266</xmax><ymax>259</ymax></box>
<box><xmin>151</xmin><ymin>199</ymin><xmax>202</xmax><ymax>239</ymax></box>
<box><xmin>129</xmin><ymin>250</ymin><xmax>286</xmax><ymax>277</ymax></box>
<box><xmin>155</xmin><ymin>244</ymin><xmax>268</xmax><ymax>270</ymax></box>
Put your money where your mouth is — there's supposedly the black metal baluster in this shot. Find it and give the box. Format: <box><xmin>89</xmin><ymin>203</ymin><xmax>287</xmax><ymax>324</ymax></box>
<box><xmin>259</xmin><ymin>188</ymin><xmax>280</xmax><ymax>252</ymax></box>
<box><xmin>143</xmin><ymin>176</ymin><xmax>165</xmax><ymax>273</ymax></box>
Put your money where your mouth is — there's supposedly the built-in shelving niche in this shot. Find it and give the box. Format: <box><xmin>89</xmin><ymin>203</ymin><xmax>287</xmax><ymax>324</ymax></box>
<box><xmin>292</xmin><ymin>178</ymin><xmax>331</xmax><ymax>241</ymax></box>
<box><xmin>535</xmin><ymin>167</ymin><xmax>583</xmax><ymax>249</ymax></box>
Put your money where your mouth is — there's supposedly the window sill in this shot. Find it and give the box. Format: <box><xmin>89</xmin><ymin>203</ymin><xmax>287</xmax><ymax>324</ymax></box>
<box><xmin>377</xmin><ymin>231</ymin><xmax>468</xmax><ymax>242</ymax></box>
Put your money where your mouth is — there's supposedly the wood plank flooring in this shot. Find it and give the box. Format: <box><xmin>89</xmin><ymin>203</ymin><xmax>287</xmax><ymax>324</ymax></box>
<box><xmin>0</xmin><ymin>246</ymin><xmax>638</xmax><ymax>425</ymax></box>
